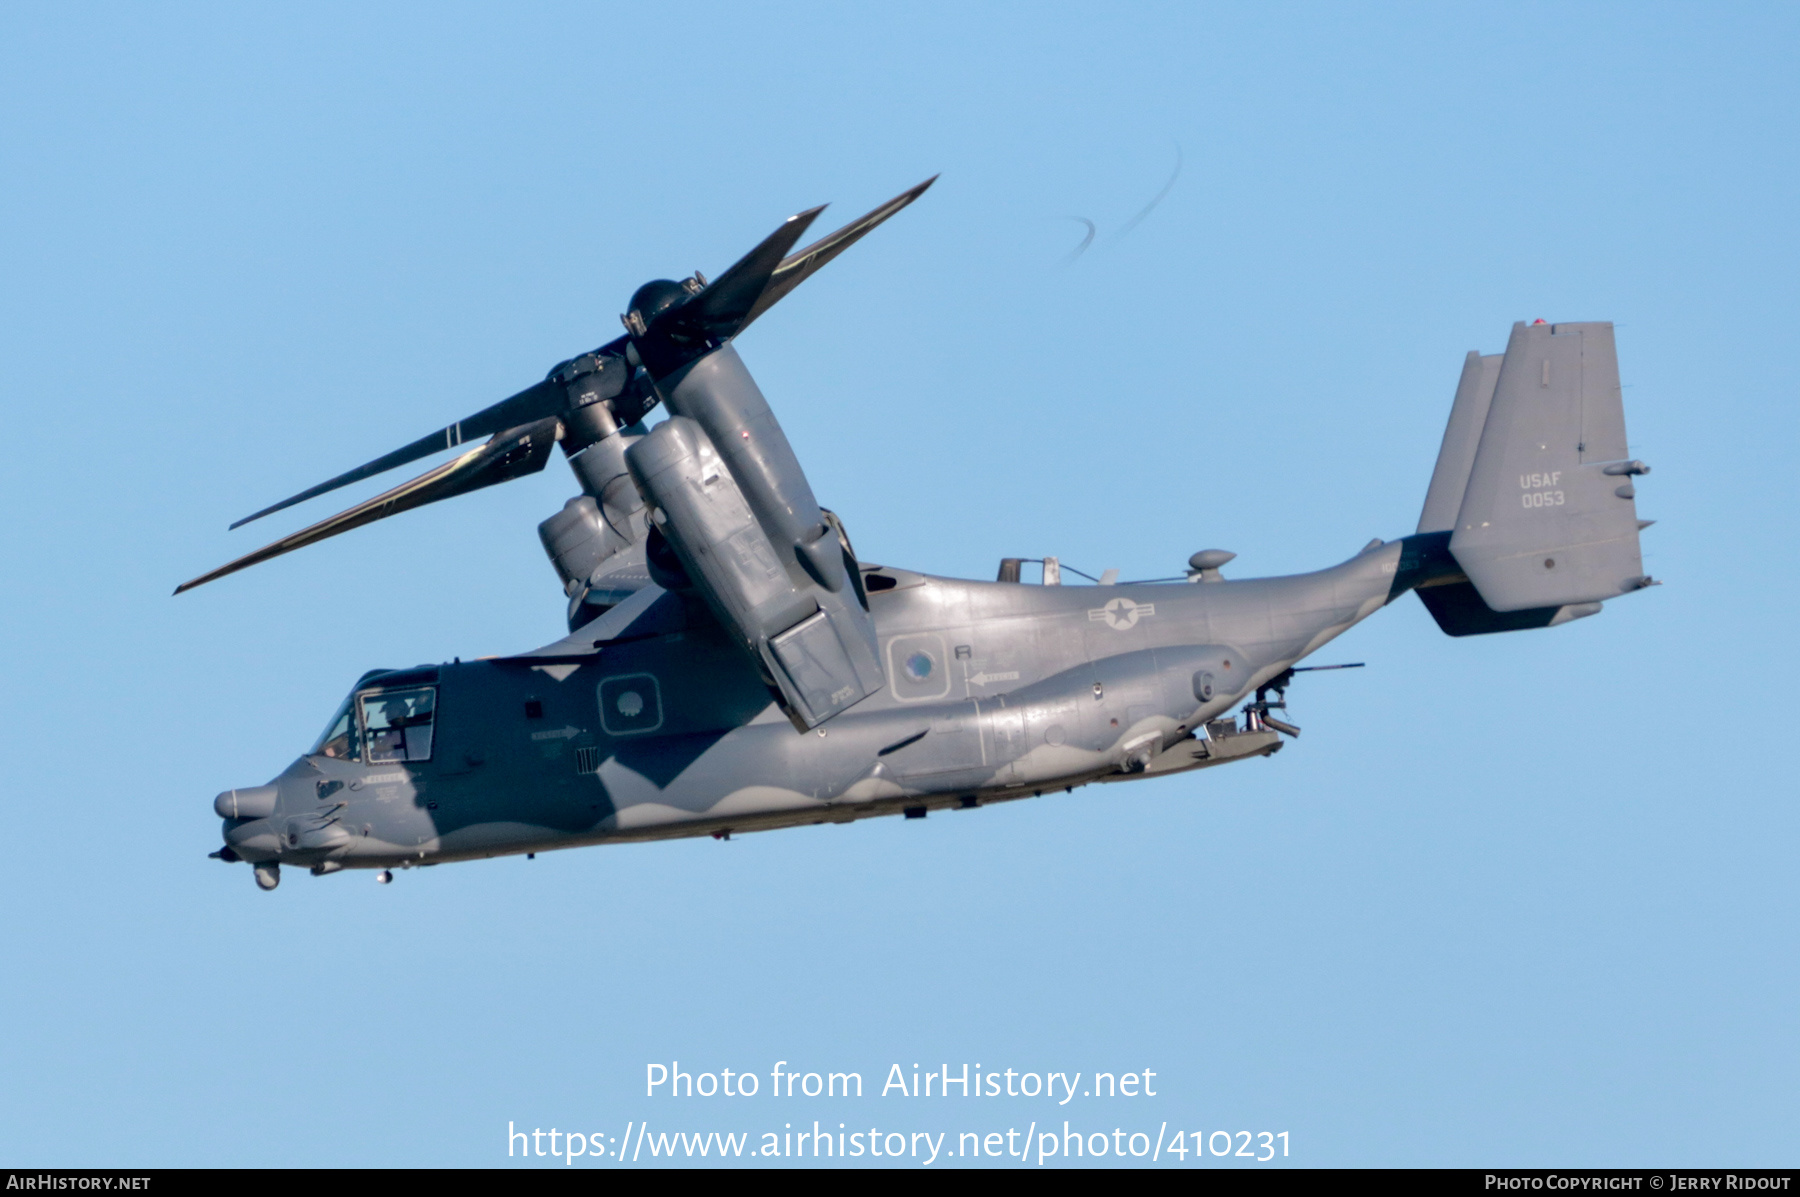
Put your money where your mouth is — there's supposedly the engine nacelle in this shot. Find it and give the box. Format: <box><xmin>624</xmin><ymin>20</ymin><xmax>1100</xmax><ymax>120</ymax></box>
<box><xmin>539</xmin><ymin>418</ymin><xmax>651</xmax><ymax>628</ymax></box>
<box><xmin>629</xmin><ymin>416</ymin><xmax>815</xmax><ymax>643</ymax></box>
<box><xmin>624</xmin><ymin>347</ymin><xmax>885</xmax><ymax>729</ymax></box>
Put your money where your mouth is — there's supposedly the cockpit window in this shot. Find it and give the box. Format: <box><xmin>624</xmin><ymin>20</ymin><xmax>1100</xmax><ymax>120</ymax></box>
<box><xmin>311</xmin><ymin>697</ymin><xmax>361</xmax><ymax>761</ymax></box>
<box><xmin>358</xmin><ymin>686</ymin><xmax>437</xmax><ymax>763</ymax></box>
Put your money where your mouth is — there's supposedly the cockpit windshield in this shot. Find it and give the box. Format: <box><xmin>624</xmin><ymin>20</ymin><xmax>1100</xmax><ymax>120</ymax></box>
<box><xmin>358</xmin><ymin>686</ymin><xmax>437</xmax><ymax>763</ymax></box>
<box><xmin>311</xmin><ymin>696</ymin><xmax>360</xmax><ymax>761</ymax></box>
<box><xmin>309</xmin><ymin>684</ymin><xmax>438</xmax><ymax>763</ymax></box>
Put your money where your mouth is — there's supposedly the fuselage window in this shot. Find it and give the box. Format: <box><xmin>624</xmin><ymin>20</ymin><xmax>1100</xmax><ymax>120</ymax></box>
<box><xmin>311</xmin><ymin>697</ymin><xmax>361</xmax><ymax>761</ymax></box>
<box><xmin>359</xmin><ymin>686</ymin><xmax>437</xmax><ymax>763</ymax></box>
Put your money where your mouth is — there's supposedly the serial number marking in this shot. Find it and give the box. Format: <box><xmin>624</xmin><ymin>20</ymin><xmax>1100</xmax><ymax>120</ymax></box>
<box><xmin>1522</xmin><ymin>491</ymin><xmax>1566</xmax><ymax>508</ymax></box>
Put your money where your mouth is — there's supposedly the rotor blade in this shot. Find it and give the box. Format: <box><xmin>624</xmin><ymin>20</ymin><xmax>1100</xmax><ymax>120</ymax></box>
<box><xmin>740</xmin><ymin>175</ymin><xmax>937</xmax><ymax>330</ymax></box>
<box><xmin>229</xmin><ymin>378</ymin><xmax>564</xmax><ymax>530</ymax></box>
<box><xmin>229</xmin><ymin>331</ymin><xmax>628</xmax><ymax>530</ymax></box>
<box><xmin>178</xmin><ymin>418</ymin><xmax>562</xmax><ymax>594</ymax></box>
<box><xmin>657</xmin><ymin>205</ymin><xmax>827</xmax><ymax>344</ymax></box>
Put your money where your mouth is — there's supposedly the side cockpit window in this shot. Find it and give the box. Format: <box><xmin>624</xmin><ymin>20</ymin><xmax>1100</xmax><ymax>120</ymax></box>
<box><xmin>359</xmin><ymin>686</ymin><xmax>437</xmax><ymax>763</ymax></box>
<box><xmin>312</xmin><ymin>698</ymin><xmax>361</xmax><ymax>761</ymax></box>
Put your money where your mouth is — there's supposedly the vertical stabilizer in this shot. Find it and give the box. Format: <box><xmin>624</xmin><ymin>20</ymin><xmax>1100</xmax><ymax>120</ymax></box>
<box><xmin>1449</xmin><ymin>321</ymin><xmax>1649</xmax><ymax>612</ymax></box>
<box><xmin>1418</xmin><ymin>351</ymin><xmax>1504</xmax><ymax>533</ymax></box>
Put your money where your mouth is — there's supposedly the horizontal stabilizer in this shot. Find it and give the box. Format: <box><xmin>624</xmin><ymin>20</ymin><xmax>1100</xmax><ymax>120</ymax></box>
<box><xmin>1416</xmin><ymin>579</ymin><xmax>1601</xmax><ymax>637</ymax></box>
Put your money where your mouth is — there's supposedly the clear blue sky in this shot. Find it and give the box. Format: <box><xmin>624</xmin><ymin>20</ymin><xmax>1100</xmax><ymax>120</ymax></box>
<box><xmin>1</xmin><ymin>1</ymin><xmax>1795</xmax><ymax>1168</ymax></box>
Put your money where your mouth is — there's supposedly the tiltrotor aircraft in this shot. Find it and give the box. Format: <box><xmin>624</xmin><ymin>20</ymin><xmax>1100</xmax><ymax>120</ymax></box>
<box><xmin>184</xmin><ymin>178</ymin><xmax>1656</xmax><ymax>891</ymax></box>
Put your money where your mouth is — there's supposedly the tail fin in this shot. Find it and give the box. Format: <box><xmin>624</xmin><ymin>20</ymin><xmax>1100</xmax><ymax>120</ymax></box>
<box><xmin>1418</xmin><ymin>350</ymin><xmax>1504</xmax><ymax>536</ymax></box>
<box><xmin>1414</xmin><ymin>321</ymin><xmax>1653</xmax><ymax>636</ymax></box>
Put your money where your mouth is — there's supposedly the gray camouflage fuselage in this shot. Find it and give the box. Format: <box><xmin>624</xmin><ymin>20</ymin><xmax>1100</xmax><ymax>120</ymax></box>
<box><xmin>222</xmin><ymin>538</ymin><xmax>1448</xmax><ymax>873</ymax></box>
<box><xmin>210</xmin><ymin>307</ymin><xmax>1651</xmax><ymax>889</ymax></box>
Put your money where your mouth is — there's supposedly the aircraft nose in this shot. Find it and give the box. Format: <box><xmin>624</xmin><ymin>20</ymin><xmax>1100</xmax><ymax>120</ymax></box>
<box><xmin>223</xmin><ymin>817</ymin><xmax>276</xmax><ymax>848</ymax></box>
<box><xmin>214</xmin><ymin>786</ymin><xmax>278</xmax><ymax>819</ymax></box>
<box><xmin>217</xmin><ymin>786</ymin><xmax>283</xmax><ymax>861</ymax></box>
